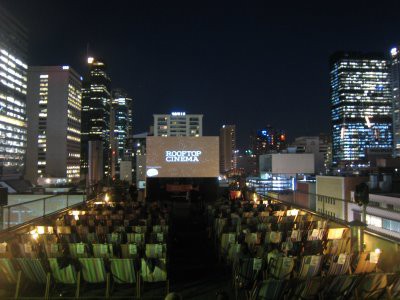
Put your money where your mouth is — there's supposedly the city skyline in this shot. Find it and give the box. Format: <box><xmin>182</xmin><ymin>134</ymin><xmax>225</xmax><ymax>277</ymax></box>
<box><xmin>3</xmin><ymin>0</ymin><xmax>400</xmax><ymax>149</ymax></box>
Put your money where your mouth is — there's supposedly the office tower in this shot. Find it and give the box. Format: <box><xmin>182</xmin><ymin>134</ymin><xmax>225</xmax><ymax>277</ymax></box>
<box><xmin>81</xmin><ymin>57</ymin><xmax>111</xmax><ymax>182</ymax></box>
<box><xmin>153</xmin><ymin>112</ymin><xmax>203</xmax><ymax>136</ymax></box>
<box><xmin>111</xmin><ymin>88</ymin><xmax>133</xmax><ymax>178</ymax></box>
<box><xmin>25</xmin><ymin>66</ymin><xmax>82</xmax><ymax>184</ymax></box>
<box><xmin>0</xmin><ymin>6</ymin><xmax>28</xmax><ymax>179</ymax></box>
<box><xmin>251</xmin><ymin>125</ymin><xmax>287</xmax><ymax>156</ymax></box>
<box><xmin>330</xmin><ymin>52</ymin><xmax>392</xmax><ymax>165</ymax></box>
<box><xmin>390</xmin><ymin>47</ymin><xmax>400</xmax><ymax>157</ymax></box>
<box><xmin>219</xmin><ymin>125</ymin><xmax>236</xmax><ymax>173</ymax></box>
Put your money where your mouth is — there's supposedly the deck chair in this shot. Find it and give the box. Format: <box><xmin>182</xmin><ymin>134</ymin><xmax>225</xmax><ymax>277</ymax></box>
<box><xmin>319</xmin><ymin>274</ymin><xmax>361</xmax><ymax>300</ymax></box>
<box><xmin>250</xmin><ymin>279</ymin><xmax>286</xmax><ymax>300</ymax></box>
<box><xmin>133</xmin><ymin>225</ymin><xmax>147</xmax><ymax>234</ymax></box>
<box><xmin>234</xmin><ymin>258</ymin><xmax>263</xmax><ymax>292</ymax></box>
<box><xmin>68</xmin><ymin>243</ymin><xmax>88</xmax><ymax>259</ymax></box>
<box><xmin>127</xmin><ymin>233</ymin><xmax>145</xmax><ymax>245</ymax></box>
<box><xmin>326</xmin><ymin>254</ymin><xmax>351</xmax><ymax>276</ymax></box>
<box><xmin>106</xmin><ymin>233</ymin><xmax>122</xmax><ymax>245</ymax></box>
<box><xmin>150</xmin><ymin>232</ymin><xmax>165</xmax><ymax>243</ymax></box>
<box><xmin>79</xmin><ymin>258</ymin><xmax>110</xmax><ymax>298</ymax></box>
<box><xmin>16</xmin><ymin>258</ymin><xmax>50</xmax><ymax>298</ymax></box>
<box><xmin>110</xmin><ymin>258</ymin><xmax>139</xmax><ymax>297</ymax></box>
<box><xmin>227</xmin><ymin>243</ymin><xmax>241</xmax><ymax>265</ymax></box>
<box><xmin>268</xmin><ymin>256</ymin><xmax>295</xmax><ymax>280</ymax></box>
<box><xmin>325</xmin><ymin>237</ymin><xmax>351</xmax><ymax>255</ymax></box>
<box><xmin>355</xmin><ymin>273</ymin><xmax>389</xmax><ymax>299</ymax></box>
<box><xmin>121</xmin><ymin>244</ymin><xmax>139</xmax><ymax>259</ymax></box>
<box><xmin>298</xmin><ymin>255</ymin><xmax>323</xmax><ymax>279</ymax></box>
<box><xmin>0</xmin><ymin>258</ymin><xmax>22</xmax><ymax>298</ymax></box>
<box><xmin>327</xmin><ymin>227</ymin><xmax>346</xmax><ymax>240</ymax></box>
<box><xmin>44</xmin><ymin>243</ymin><xmax>62</xmax><ymax>258</ymax></box>
<box><xmin>0</xmin><ymin>242</ymin><xmax>12</xmax><ymax>258</ymax></box>
<box><xmin>140</xmin><ymin>258</ymin><xmax>168</xmax><ymax>296</ymax></box>
<box><xmin>354</xmin><ymin>252</ymin><xmax>379</xmax><ymax>274</ymax></box>
<box><xmin>387</xmin><ymin>273</ymin><xmax>400</xmax><ymax>299</ymax></box>
<box><xmin>264</xmin><ymin>231</ymin><xmax>282</xmax><ymax>244</ymax></box>
<box><xmin>93</xmin><ymin>244</ymin><xmax>113</xmax><ymax>259</ymax></box>
<box><xmin>220</xmin><ymin>233</ymin><xmax>236</xmax><ymax>257</ymax></box>
<box><xmin>145</xmin><ymin>244</ymin><xmax>166</xmax><ymax>259</ymax></box>
<box><xmin>48</xmin><ymin>258</ymin><xmax>79</xmax><ymax>298</ymax></box>
<box><xmin>291</xmin><ymin>277</ymin><xmax>322</xmax><ymax>300</ymax></box>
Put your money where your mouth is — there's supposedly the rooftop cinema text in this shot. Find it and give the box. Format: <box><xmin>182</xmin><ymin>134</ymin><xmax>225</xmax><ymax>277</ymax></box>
<box><xmin>165</xmin><ymin>150</ymin><xmax>202</xmax><ymax>162</ymax></box>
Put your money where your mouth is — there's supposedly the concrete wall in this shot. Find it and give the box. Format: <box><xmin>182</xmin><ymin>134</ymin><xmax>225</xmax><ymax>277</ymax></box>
<box><xmin>364</xmin><ymin>232</ymin><xmax>400</xmax><ymax>272</ymax></box>
<box><xmin>260</xmin><ymin>153</ymin><xmax>314</xmax><ymax>174</ymax></box>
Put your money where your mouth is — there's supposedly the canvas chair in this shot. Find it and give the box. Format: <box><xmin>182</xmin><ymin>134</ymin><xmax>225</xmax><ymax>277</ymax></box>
<box><xmin>319</xmin><ymin>274</ymin><xmax>362</xmax><ymax>300</ymax></box>
<box><xmin>44</xmin><ymin>243</ymin><xmax>62</xmax><ymax>258</ymax></box>
<box><xmin>127</xmin><ymin>233</ymin><xmax>145</xmax><ymax>245</ymax></box>
<box><xmin>268</xmin><ymin>256</ymin><xmax>295</xmax><ymax>280</ymax></box>
<box><xmin>79</xmin><ymin>257</ymin><xmax>110</xmax><ymax>298</ymax></box>
<box><xmin>250</xmin><ymin>279</ymin><xmax>286</xmax><ymax>300</ymax></box>
<box><xmin>68</xmin><ymin>243</ymin><xmax>88</xmax><ymax>259</ymax></box>
<box><xmin>297</xmin><ymin>255</ymin><xmax>323</xmax><ymax>279</ymax></box>
<box><xmin>140</xmin><ymin>258</ymin><xmax>168</xmax><ymax>296</ymax></box>
<box><xmin>290</xmin><ymin>277</ymin><xmax>322</xmax><ymax>300</ymax></box>
<box><xmin>121</xmin><ymin>244</ymin><xmax>139</xmax><ymax>259</ymax></box>
<box><xmin>264</xmin><ymin>231</ymin><xmax>282</xmax><ymax>245</ymax></box>
<box><xmin>110</xmin><ymin>258</ymin><xmax>139</xmax><ymax>297</ymax></box>
<box><xmin>132</xmin><ymin>225</ymin><xmax>147</xmax><ymax>234</ymax></box>
<box><xmin>145</xmin><ymin>244</ymin><xmax>166</xmax><ymax>259</ymax></box>
<box><xmin>326</xmin><ymin>253</ymin><xmax>352</xmax><ymax>276</ymax></box>
<box><xmin>0</xmin><ymin>258</ymin><xmax>22</xmax><ymax>298</ymax></box>
<box><xmin>92</xmin><ymin>244</ymin><xmax>113</xmax><ymax>259</ymax></box>
<box><xmin>355</xmin><ymin>272</ymin><xmax>389</xmax><ymax>299</ymax></box>
<box><xmin>48</xmin><ymin>258</ymin><xmax>80</xmax><ymax>298</ymax></box>
<box><xmin>106</xmin><ymin>232</ymin><xmax>122</xmax><ymax>245</ymax></box>
<box><xmin>15</xmin><ymin>258</ymin><xmax>51</xmax><ymax>298</ymax></box>
<box><xmin>353</xmin><ymin>252</ymin><xmax>379</xmax><ymax>274</ymax></box>
<box><xmin>220</xmin><ymin>233</ymin><xmax>236</xmax><ymax>259</ymax></box>
<box><xmin>233</xmin><ymin>257</ymin><xmax>263</xmax><ymax>297</ymax></box>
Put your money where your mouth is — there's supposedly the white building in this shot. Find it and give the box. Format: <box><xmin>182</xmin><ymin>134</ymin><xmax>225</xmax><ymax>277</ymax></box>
<box><xmin>25</xmin><ymin>66</ymin><xmax>81</xmax><ymax>184</ymax></box>
<box><xmin>153</xmin><ymin>112</ymin><xmax>202</xmax><ymax>137</ymax></box>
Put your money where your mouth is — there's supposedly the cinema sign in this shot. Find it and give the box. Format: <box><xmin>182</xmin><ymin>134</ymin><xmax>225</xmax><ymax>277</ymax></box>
<box><xmin>165</xmin><ymin>150</ymin><xmax>202</xmax><ymax>162</ymax></box>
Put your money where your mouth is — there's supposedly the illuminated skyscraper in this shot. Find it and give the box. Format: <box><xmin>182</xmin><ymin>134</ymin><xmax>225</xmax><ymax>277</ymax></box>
<box><xmin>330</xmin><ymin>52</ymin><xmax>392</xmax><ymax>165</ymax></box>
<box><xmin>111</xmin><ymin>88</ymin><xmax>133</xmax><ymax>178</ymax></box>
<box><xmin>390</xmin><ymin>47</ymin><xmax>400</xmax><ymax>157</ymax></box>
<box><xmin>81</xmin><ymin>57</ymin><xmax>111</xmax><ymax>181</ymax></box>
<box><xmin>251</xmin><ymin>125</ymin><xmax>287</xmax><ymax>156</ymax></box>
<box><xmin>219</xmin><ymin>125</ymin><xmax>236</xmax><ymax>173</ymax></box>
<box><xmin>0</xmin><ymin>6</ymin><xmax>28</xmax><ymax>179</ymax></box>
<box><xmin>25</xmin><ymin>66</ymin><xmax>81</xmax><ymax>184</ymax></box>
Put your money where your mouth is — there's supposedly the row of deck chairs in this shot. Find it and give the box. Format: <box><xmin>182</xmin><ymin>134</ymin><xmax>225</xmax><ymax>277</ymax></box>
<box><xmin>0</xmin><ymin>200</ymin><xmax>170</xmax><ymax>299</ymax></box>
<box><xmin>208</xmin><ymin>199</ymin><xmax>393</xmax><ymax>299</ymax></box>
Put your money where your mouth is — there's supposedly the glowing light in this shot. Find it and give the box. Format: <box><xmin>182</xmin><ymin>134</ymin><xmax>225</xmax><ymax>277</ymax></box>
<box><xmin>36</xmin><ymin>226</ymin><xmax>45</xmax><ymax>234</ymax></box>
<box><xmin>391</xmin><ymin>48</ymin><xmax>398</xmax><ymax>57</ymax></box>
<box><xmin>365</xmin><ymin>116</ymin><xmax>372</xmax><ymax>128</ymax></box>
<box><xmin>341</xmin><ymin>126</ymin><xmax>345</xmax><ymax>139</ymax></box>
<box><xmin>62</xmin><ymin>66</ymin><xmax>69</xmax><ymax>70</ymax></box>
<box><xmin>104</xmin><ymin>193</ymin><xmax>110</xmax><ymax>202</ymax></box>
<box><xmin>146</xmin><ymin>168</ymin><xmax>159</xmax><ymax>177</ymax></box>
<box><xmin>87</xmin><ymin>57</ymin><xmax>94</xmax><ymax>64</ymax></box>
<box><xmin>375</xmin><ymin>248</ymin><xmax>381</xmax><ymax>254</ymax></box>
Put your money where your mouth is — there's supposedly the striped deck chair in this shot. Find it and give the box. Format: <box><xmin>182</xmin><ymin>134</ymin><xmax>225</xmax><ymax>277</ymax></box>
<box><xmin>48</xmin><ymin>258</ymin><xmax>80</xmax><ymax>298</ymax></box>
<box><xmin>355</xmin><ymin>273</ymin><xmax>389</xmax><ymax>299</ymax></box>
<box><xmin>121</xmin><ymin>244</ymin><xmax>139</xmax><ymax>259</ymax></box>
<box><xmin>227</xmin><ymin>243</ymin><xmax>241</xmax><ymax>265</ymax></box>
<box><xmin>291</xmin><ymin>277</ymin><xmax>322</xmax><ymax>300</ymax></box>
<box><xmin>93</xmin><ymin>244</ymin><xmax>113</xmax><ymax>259</ymax></box>
<box><xmin>86</xmin><ymin>232</ymin><xmax>99</xmax><ymax>244</ymax></box>
<box><xmin>127</xmin><ymin>233</ymin><xmax>145</xmax><ymax>245</ymax></box>
<box><xmin>264</xmin><ymin>231</ymin><xmax>282</xmax><ymax>244</ymax></box>
<box><xmin>327</xmin><ymin>254</ymin><xmax>351</xmax><ymax>276</ymax></box>
<box><xmin>319</xmin><ymin>274</ymin><xmax>361</xmax><ymax>300</ymax></box>
<box><xmin>68</xmin><ymin>243</ymin><xmax>88</xmax><ymax>259</ymax></box>
<box><xmin>79</xmin><ymin>258</ymin><xmax>109</xmax><ymax>297</ymax></box>
<box><xmin>0</xmin><ymin>258</ymin><xmax>21</xmax><ymax>298</ymax></box>
<box><xmin>16</xmin><ymin>258</ymin><xmax>50</xmax><ymax>298</ymax></box>
<box><xmin>44</xmin><ymin>243</ymin><xmax>62</xmax><ymax>258</ymax></box>
<box><xmin>145</xmin><ymin>244</ymin><xmax>166</xmax><ymax>259</ymax></box>
<box><xmin>327</xmin><ymin>227</ymin><xmax>346</xmax><ymax>240</ymax></box>
<box><xmin>298</xmin><ymin>255</ymin><xmax>323</xmax><ymax>279</ymax></box>
<box><xmin>149</xmin><ymin>232</ymin><xmax>165</xmax><ymax>243</ymax></box>
<box><xmin>140</xmin><ymin>258</ymin><xmax>167</xmax><ymax>282</ymax></box>
<box><xmin>354</xmin><ymin>252</ymin><xmax>379</xmax><ymax>274</ymax></box>
<box><xmin>250</xmin><ymin>279</ymin><xmax>286</xmax><ymax>300</ymax></box>
<box><xmin>388</xmin><ymin>273</ymin><xmax>400</xmax><ymax>299</ymax></box>
<box><xmin>268</xmin><ymin>256</ymin><xmax>295</xmax><ymax>280</ymax></box>
<box><xmin>234</xmin><ymin>258</ymin><xmax>262</xmax><ymax>291</ymax></box>
<box><xmin>110</xmin><ymin>258</ymin><xmax>137</xmax><ymax>287</ymax></box>
<box><xmin>106</xmin><ymin>232</ymin><xmax>122</xmax><ymax>244</ymax></box>
<box><xmin>220</xmin><ymin>233</ymin><xmax>236</xmax><ymax>256</ymax></box>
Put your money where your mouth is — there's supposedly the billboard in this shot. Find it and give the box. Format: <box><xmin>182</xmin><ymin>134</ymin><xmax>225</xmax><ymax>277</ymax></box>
<box><xmin>146</xmin><ymin>136</ymin><xmax>219</xmax><ymax>178</ymax></box>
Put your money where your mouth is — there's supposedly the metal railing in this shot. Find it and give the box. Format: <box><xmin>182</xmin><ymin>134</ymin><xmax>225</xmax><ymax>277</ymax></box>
<box><xmin>0</xmin><ymin>193</ymin><xmax>86</xmax><ymax>230</ymax></box>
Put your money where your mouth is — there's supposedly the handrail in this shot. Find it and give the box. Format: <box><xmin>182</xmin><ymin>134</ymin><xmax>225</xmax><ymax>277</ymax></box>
<box><xmin>3</xmin><ymin>193</ymin><xmax>81</xmax><ymax>209</ymax></box>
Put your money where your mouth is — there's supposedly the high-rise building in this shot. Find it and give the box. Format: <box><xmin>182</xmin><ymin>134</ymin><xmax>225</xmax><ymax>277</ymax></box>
<box><xmin>81</xmin><ymin>57</ymin><xmax>111</xmax><ymax>182</ymax></box>
<box><xmin>0</xmin><ymin>6</ymin><xmax>28</xmax><ymax>179</ymax></box>
<box><xmin>25</xmin><ymin>66</ymin><xmax>82</xmax><ymax>184</ymax></box>
<box><xmin>111</xmin><ymin>88</ymin><xmax>133</xmax><ymax>178</ymax></box>
<box><xmin>219</xmin><ymin>125</ymin><xmax>236</xmax><ymax>173</ymax></box>
<box><xmin>251</xmin><ymin>125</ymin><xmax>287</xmax><ymax>156</ymax></box>
<box><xmin>153</xmin><ymin>112</ymin><xmax>203</xmax><ymax>137</ymax></box>
<box><xmin>330</xmin><ymin>52</ymin><xmax>392</xmax><ymax>166</ymax></box>
<box><xmin>390</xmin><ymin>47</ymin><xmax>400</xmax><ymax>157</ymax></box>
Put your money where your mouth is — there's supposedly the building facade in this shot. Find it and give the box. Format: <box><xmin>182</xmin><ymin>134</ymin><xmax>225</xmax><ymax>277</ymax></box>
<box><xmin>0</xmin><ymin>6</ymin><xmax>28</xmax><ymax>179</ymax></box>
<box><xmin>219</xmin><ymin>125</ymin><xmax>236</xmax><ymax>174</ymax></box>
<box><xmin>25</xmin><ymin>66</ymin><xmax>81</xmax><ymax>184</ymax></box>
<box><xmin>153</xmin><ymin>112</ymin><xmax>202</xmax><ymax>137</ymax></box>
<box><xmin>81</xmin><ymin>57</ymin><xmax>111</xmax><ymax>182</ymax></box>
<box><xmin>251</xmin><ymin>126</ymin><xmax>287</xmax><ymax>156</ymax></box>
<box><xmin>330</xmin><ymin>52</ymin><xmax>392</xmax><ymax>166</ymax></box>
<box><xmin>390</xmin><ymin>47</ymin><xmax>400</xmax><ymax>157</ymax></box>
<box><xmin>111</xmin><ymin>88</ymin><xmax>133</xmax><ymax>179</ymax></box>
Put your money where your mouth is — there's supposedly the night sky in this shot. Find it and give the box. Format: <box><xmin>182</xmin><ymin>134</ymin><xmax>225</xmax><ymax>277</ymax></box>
<box><xmin>2</xmin><ymin>0</ymin><xmax>400</xmax><ymax>149</ymax></box>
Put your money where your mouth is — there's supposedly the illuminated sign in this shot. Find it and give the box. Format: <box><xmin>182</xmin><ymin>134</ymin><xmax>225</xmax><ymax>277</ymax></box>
<box><xmin>171</xmin><ymin>112</ymin><xmax>186</xmax><ymax>116</ymax></box>
<box><xmin>165</xmin><ymin>150</ymin><xmax>202</xmax><ymax>162</ymax></box>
